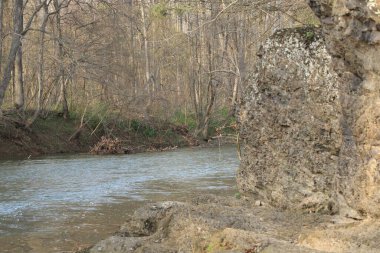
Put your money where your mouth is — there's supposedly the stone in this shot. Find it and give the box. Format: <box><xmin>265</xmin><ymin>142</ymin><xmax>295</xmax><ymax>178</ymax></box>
<box><xmin>306</xmin><ymin>0</ymin><xmax>380</xmax><ymax>217</ymax></box>
<box><xmin>237</xmin><ymin>27</ymin><xmax>342</xmax><ymax>214</ymax></box>
<box><xmin>88</xmin><ymin>195</ymin><xmax>335</xmax><ymax>253</ymax></box>
<box><xmin>238</xmin><ymin>0</ymin><xmax>380</xmax><ymax>217</ymax></box>
<box><xmin>88</xmin><ymin>195</ymin><xmax>380</xmax><ymax>252</ymax></box>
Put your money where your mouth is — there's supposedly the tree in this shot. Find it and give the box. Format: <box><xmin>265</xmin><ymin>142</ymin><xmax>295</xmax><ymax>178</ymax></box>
<box><xmin>0</xmin><ymin>0</ymin><xmax>45</xmax><ymax>113</ymax></box>
<box><xmin>0</xmin><ymin>0</ymin><xmax>317</xmax><ymax>132</ymax></box>
<box><xmin>14</xmin><ymin>0</ymin><xmax>24</xmax><ymax>111</ymax></box>
<box><xmin>54</xmin><ymin>0</ymin><xmax>69</xmax><ymax>119</ymax></box>
<box><xmin>26</xmin><ymin>1</ymin><xmax>49</xmax><ymax>126</ymax></box>
<box><xmin>0</xmin><ymin>0</ymin><xmax>23</xmax><ymax>113</ymax></box>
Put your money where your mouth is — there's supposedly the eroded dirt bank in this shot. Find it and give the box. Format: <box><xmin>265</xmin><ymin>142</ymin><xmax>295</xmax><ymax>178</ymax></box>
<box><xmin>0</xmin><ymin>115</ymin><xmax>95</xmax><ymax>158</ymax></box>
<box><xmin>0</xmin><ymin>114</ymin><xmax>199</xmax><ymax>159</ymax></box>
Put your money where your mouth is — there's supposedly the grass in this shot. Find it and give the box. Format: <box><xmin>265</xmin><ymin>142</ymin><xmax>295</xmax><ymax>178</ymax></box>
<box><xmin>171</xmin><ymin>107</ymin><xmax>237</xmax><ymax>137</ymax></box>
<box><xmin>32</xmin><ymin>114</ymin><xmax>77</xmax><ymax>134</ymax></box>
<box><xmin>206</xmin><ymin>243</ymin><xmax>214</xmax><ymax>253</ymax></box>
<box><xmin>130</xmin><ymin>119</ymin><xmax>157</xmax><ymax>137</ymax></box>
<box><xmin>171</xmin><ymin>110</ymin><xmax>197</xmax><ymax>130</ymax></box>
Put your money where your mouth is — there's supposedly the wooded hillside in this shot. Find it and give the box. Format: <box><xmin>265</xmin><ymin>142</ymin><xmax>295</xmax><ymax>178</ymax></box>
<box><xmin>0</xmin><ymin>0</ymin><xmax>316</xmax><ymax>139</ymax></box>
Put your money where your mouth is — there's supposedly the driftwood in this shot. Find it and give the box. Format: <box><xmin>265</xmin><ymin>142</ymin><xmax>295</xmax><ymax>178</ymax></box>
<box><xmin>90</xmin><ymin>136</ymin><xmax>123</xmax><ymax>155</ymax></box>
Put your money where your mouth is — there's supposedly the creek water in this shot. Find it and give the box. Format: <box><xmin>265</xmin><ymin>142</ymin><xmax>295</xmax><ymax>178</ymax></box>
<box><xmin>0</xmin><ymin>146</ymin><xmax>239</xmax><ymax>252</ymax></box>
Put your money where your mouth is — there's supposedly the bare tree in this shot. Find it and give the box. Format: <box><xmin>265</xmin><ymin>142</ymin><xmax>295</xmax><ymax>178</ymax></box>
<box><xmin>54</xmin><ymin>0</ymin><xmax>69</xmax><ymax>119</ymax></box>
<box><xmin>26</xmin><ymin>1</ymin><xmax>49</xmax><ymax>126</ymax></box>
<box><xmin>14</xmin><ymin>0</ymin><xmax>24</xmax><ymax>111</ymax></box>
<box><xmin>0</xmin><ymin>0</ymin><xmax>23</xmax><ymax>114</ymax></box>
<box><xmin>0</xmin><ymin>0</ymin><xmax>45</xmax><ymax>113</ymax></box>
<box><xmin>0</xmin><ymin>0</ymin><xmax>316</xmax><ymax>131</ymax></box>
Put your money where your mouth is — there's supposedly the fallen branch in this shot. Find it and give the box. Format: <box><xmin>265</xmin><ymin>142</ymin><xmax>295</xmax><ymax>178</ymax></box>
<box><xmin>90</xmin><ymin>136</ymin><xmax>123</xmax><ymax>155</ymax></box>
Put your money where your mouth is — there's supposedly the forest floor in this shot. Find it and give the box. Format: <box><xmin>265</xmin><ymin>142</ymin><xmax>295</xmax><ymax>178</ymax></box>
<box><xmin>0</xmin><ymin>110</ymin><xmax>230</xmax><ymax>159</ymax></box>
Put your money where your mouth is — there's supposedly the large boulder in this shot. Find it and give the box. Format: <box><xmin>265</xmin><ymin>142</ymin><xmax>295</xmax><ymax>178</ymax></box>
<box><xmin>238</xmin><ymin>1</ymin><xmax>380</xmax><ymax>217</ymax></box>
<box><xmin>237</xmin><ymin>27</ymin><xmax>343</xmax><ymax>214</ymax></box>
<box><xmin>305</xmin><ymin>0</ymin><xmax>380</xmax><ymax>217</ymax></box>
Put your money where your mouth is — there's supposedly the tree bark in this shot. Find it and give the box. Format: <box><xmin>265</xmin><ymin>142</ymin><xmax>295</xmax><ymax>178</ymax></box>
<box><xmin>14</xmin><ymin>46</ymin><xmax>24</xmax><ymax>110</ymax></box>
<box><xmin>0</xmin><ymin>0</ymin><xmax>45</xmax><ymax>111</ymax></box>
<box><xmin>140</xmin><ymin>0</ymin><xmax>155</xmax><ymax>96</ymax></box>
<box><xmin>54</xmin><ymin>0</ymin><xmax>68</xmax><ymax>119</ymax></box>
<box><xmin>0</xmin><ymin>0</ymin><xmax>23</xmax><ymax>110</ymax></box>
<box><xmin>26</xmin><ymin>2</ymin><xmax>49</xmax><ymax>127</ymax></box>
<box><xmin>200</xmin><ymin>40</ymin><xmax>216</xmax><ymax>140</ymax></box>
<box><xmin>14</xmin><ymin>4</ymin><xmax>24</xmax><ymax>111</ymax></box>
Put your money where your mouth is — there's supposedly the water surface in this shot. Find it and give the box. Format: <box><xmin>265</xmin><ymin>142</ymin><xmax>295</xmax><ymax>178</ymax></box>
<box><xmin>0</xmin><ymin>146</ymin><xmax>239</xmax><ymax>252</ymax></box>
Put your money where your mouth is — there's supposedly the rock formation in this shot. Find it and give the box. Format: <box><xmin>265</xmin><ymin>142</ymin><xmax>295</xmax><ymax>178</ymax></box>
<box><xmin>88</xmin><ymin>195</ymin><xmax>333</xmax><ymax>253</ymax></box>
<box><xmin>237</xmin><ymin>27</ymin><xmax>343</xmax><ymax>214</ymax></box>
<box><xmin>88</xmin><ymin>195</ymin><xmax>380</xmax><ymax>252</ymax></box>
<box><xmin>307</xmin><ymin>0</ymin><xmax>380</xmax><ymax>217</ymax></box>
<box><xmin>238</xmin><ymin>1</ymin><xmax>380</xmax><ymax>217</ymax></box>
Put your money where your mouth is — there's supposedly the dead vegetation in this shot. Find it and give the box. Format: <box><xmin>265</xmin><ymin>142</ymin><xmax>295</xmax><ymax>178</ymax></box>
<box><xmin>89</xmin><ymin>136</ymin><xmax>124</xmax><ymax>155</ymax></box>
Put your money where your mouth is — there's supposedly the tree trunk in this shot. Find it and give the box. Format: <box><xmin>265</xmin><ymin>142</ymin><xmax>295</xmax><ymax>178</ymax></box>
<box><xmin>0</xmin><ymin>0</ymin><xmax>44</xmax><ymax>111</ymax></box>
<box><xmin>54</xmin><ymin>0</ymin><xmax>68</xmax><ymax>119</ymax></box>
<box><xmin>14</xmin><ymin>46</ymin><xmax>24</xmax><ymax>110</ymax></box>
<box><xmin>200</xmin><ymin>41</ymin><xmax>216</xmax><ymax>140</ymax></box>
<box><xmin>26</xmin><ymin>2</ymin><xmax>49</xmax><ymax>127</ymax></box>
<box><xmin>0</xmin><ymin>0</ymin><xmax>23</xmax><ymax>110</ymax></box>
<box><xmin>14</xmin><ymin>5</ymin><xmax>24</xmax><ymax>111</ymax></box>
<box><xmin>139</xmin><ymin>0</ymin><xmax>151</xmax><ymax>95</ymax></box>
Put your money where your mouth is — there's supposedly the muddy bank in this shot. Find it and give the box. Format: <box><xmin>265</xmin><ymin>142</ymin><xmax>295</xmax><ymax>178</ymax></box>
<box><xmin>85</xmin><ymin>194</ymin><xmax>380</xmax><ymax>253</ymax></box>
<box><xmin>0</xmin><ymin>114</ymin><xmax>204</xmax><ymax>159</ymax></box>
<box><xmin>0</xmin><ymin>115</ymin><xmax>95</xmax><ymax>159</ymax></box>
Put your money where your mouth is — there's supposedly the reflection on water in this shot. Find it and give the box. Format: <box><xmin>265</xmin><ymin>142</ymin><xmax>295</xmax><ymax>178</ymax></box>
<box><xmin>0</xmin><ymin>146</ymin><xmax>239</xmax><ymax>252</ymax></box>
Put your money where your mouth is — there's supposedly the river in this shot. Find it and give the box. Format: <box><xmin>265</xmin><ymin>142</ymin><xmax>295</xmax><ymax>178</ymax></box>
<box><xmin>0</xmin><ymin>146</ymin><xmax>239</xmax><ymax>252</ymax></box>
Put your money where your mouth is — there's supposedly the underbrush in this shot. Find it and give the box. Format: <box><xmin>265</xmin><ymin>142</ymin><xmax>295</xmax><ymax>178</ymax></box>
<box><xmin>171</xmin><ymin>107</ymin><xmax>237</xmax><ymax>138</ymax></box>
<box><xmin>0</xmin><ymin>104</ymin><xmax>237</xmax><ymax>157</ymax></box>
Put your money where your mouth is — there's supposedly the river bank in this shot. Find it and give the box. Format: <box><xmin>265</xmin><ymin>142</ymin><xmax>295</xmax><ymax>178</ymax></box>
<box><xmin>86</xmin><ymin>195</ymin><xmax>380</xmax><ymax>253</ymax></box>
<box><xmin>0</xmin><ymin>111</ymin><xmax>212</xmax><ymax>159</ymax></box>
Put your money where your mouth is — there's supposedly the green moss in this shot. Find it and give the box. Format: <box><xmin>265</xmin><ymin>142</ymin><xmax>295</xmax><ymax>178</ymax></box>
<box><xmin>206</xmin><ymin>243</ymin><xmax>214</xmax><ymax>253</ymax></box>
<box><xmin>305</xmin><ymin>31</ymin><xmax>315</xmax><ymax>40</ymax></box>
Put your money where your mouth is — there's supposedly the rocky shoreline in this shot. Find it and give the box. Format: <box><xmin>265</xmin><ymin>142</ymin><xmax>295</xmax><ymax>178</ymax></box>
<box><xmin>83</xmin><ymin>195</ymin><xmax>380</xmax><ymax>253</ymax></box>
